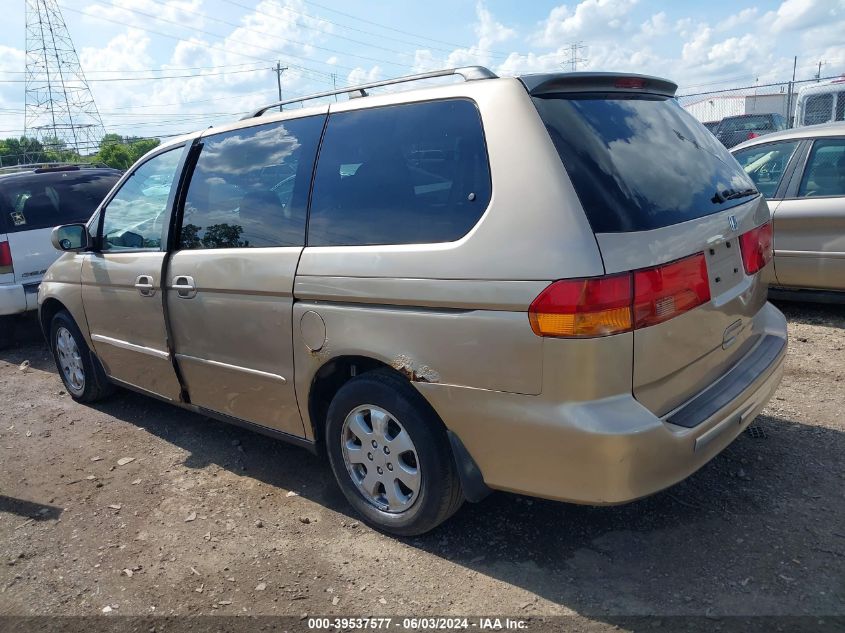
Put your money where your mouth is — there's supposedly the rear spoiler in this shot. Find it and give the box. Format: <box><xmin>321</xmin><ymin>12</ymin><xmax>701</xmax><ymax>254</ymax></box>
<box><xmin>519</xmin><ymin>72</ymin><xmax>677</xmax><ymax>98</ymax></box>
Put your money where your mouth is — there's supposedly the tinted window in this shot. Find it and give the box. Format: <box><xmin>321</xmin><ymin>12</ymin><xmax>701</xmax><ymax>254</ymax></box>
<box><xmin>101</xmin><ymin>147</ymin><xmax>182</xmax><ymax>250</ymax></box>
<box><xmin>836</xmin><ymin>92</ymin><xmax>845</xmax><ymax>122</ymax></box>
<box><xmin>798</xmin><ymin>139</ymin><xmax>845</xmax><ymax>198</ymax></box>
<box><xmin>533</xmin><ymin>94</ymin><xmax>757</xmax><ymax>233</ymax></box>
<box><xmin>732</xmin><ymin>141</ymin><xmax>800</xmax><ymax>198</ymax></box>
<box><xmin>0</xmin><ymin>170</ymin><xmax>120</xmax><ymax>234</ymax></box>
<box><xmin>804</xmin><ymin>94</ymin><xmax>834</xmax><ymax>126</ymax></box>
<box><xmin>308</xmin><ymin>99</ymin><xmax>491</xmax><ymax>246</ymax></box>
<box><xmin>179</xmin><ymin>116</ymin><xmax>323</xmax><ymax>249</ymax></box>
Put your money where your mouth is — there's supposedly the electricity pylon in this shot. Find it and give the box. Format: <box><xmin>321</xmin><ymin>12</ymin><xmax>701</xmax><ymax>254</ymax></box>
<box><xmin>24</xmin><ymin>0</ymin><xmax>106</xmax><ymax>159</ymax></box>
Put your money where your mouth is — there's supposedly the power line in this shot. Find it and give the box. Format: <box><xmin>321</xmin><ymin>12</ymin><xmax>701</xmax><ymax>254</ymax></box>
<box><xmin>218</xmin><ymin>0</ymin><xmax>460</xmax><ymax>63</ymax></box>
<box><xmin>58</xmin><ymin>3</ymin><xmax>339</xmax><ymax>84</ymax></box>
<box><xmin>0</xmin><ymin>66</ymin><xmax>270</xmax><ymax>83</ymax></box>
<box><xmin>298</xmin><ymin>0</ymin><xmax>512</xmax><ymax>58</ymax></box>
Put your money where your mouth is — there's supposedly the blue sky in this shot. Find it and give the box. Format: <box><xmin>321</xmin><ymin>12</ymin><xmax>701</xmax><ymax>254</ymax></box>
<box><xmin>1</xmin><ymin>0</ymin><xmax>844</xmax><ymax>141</ymax></box>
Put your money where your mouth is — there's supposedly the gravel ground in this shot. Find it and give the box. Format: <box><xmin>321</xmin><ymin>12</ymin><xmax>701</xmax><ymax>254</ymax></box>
<box><xmin>0</xmin><ymin>302</ymin><xmax>843</xmax><ymax>630</ymax></box>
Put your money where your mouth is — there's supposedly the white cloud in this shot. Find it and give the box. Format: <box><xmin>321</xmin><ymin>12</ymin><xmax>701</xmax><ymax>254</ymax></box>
<box><xmin>82</xmin><ymin>0</ymin><xmax>206</xmax><ymax>28</ymax></box>
<box><xmin>769</xmin><ymin>0</ymin><xmax>842</xmax><ymax>33</ymax></box>
<box><xmin>536</xmin><ymin>0</ymin><xmax>639</xmax><ymax>46</ymax></box>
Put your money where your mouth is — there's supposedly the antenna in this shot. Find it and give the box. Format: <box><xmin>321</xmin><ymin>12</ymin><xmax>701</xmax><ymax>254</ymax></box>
<box><xmin>24</xmin><ymin>0</ymin><xmax>106</xmax><ymax>160</ymax></box>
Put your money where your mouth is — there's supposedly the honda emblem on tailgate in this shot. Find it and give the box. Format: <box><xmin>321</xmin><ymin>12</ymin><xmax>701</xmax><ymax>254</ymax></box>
<box><xmin>728</xmin><ymin>215</ymin><xmax>738</xmax><ymax>232</ymax></box>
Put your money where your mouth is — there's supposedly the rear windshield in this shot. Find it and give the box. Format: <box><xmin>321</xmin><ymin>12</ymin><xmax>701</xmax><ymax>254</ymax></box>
<box><xmin>718</xmin><ymin>115</ymin><xmax>774</xmax><ymax>132</ymax></box>
<box><xmin>532</xmin><ymin>94</ymin><xmax>758</xmax><ymax>233</ymax></box>
<box><xmin>0</xmin><ymin>170</ymin><xmax>120</xmax><ymax>233</ymax></box>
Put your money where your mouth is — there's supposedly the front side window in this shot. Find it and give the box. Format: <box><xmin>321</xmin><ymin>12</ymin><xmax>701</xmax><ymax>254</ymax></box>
<box><xmin>308</xmin><ymin>99</ymin><xmax>491</xmax><ymax>246</ymax></box>
<box><xmin>798</xmin><ymin>139</ymin><xmax>845</xmax><ymax>198</ymax></box>
<box><xmin>804</xmin><ymin>94</ymin><xmax>834</xmax><ymax>126</ymax></box>
<box><xmin>732</xmin><ymin>141</ymin><xmax>800</xmax><ymax>198</ymax></box>
<box><xmin>178</xmin><ymin>116</ymin><xmax>323</xmax><ymax>250</ymax></box>
<box><xmin>101</xmin><ymin>148</ymin><xmax>183</xmax><ymax>250</ymax></box>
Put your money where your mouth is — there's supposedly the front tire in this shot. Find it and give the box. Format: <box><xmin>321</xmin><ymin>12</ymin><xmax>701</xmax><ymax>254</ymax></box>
<box><xmin>325</xmin><ymin>369</ymin><xmax>463</xmax><ymax>536</ymax></box>
<box><xmin>50</xmin><ymin>310</ymin><xmax>113</xmax><ymax>403</ymax></box>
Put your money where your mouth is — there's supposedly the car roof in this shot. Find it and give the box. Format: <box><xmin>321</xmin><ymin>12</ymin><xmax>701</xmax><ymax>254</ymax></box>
<box><xmin>730</xmin><ymin>121</ymin><xmax>845</xmax><ymax>151</ymax></box>
<box><xmin>0</xmin><ymin>166</ymin><xmax>122</xmax><ymax>184</ymax></box>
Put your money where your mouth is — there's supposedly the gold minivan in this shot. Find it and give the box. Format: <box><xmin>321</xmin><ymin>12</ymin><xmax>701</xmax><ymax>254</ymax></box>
<box><xmin>40</xmin><ymin>68</ymin><xmax>788</xmax><ymax>535</ymax></box>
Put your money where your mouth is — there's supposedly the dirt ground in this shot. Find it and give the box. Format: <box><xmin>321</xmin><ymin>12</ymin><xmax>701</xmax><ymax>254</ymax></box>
<box><xmin>0</xmin><ymin>302</ymin><xmax>843</xmax><ymax>630</ymax></box>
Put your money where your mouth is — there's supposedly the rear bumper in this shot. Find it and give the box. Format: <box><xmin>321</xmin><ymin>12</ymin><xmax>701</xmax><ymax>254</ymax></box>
<box><xmin>417</xmin><ymin>302</ymin><xmax>788</xmax><ymax>504</ymax></box>
<box><xmin>0</xmin><ymin>283</ymin><xmax>38</xmax><ymax>316</ymax></box>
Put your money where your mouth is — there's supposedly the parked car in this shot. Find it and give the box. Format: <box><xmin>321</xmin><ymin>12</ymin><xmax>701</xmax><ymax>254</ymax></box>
<box><xmin>40</xmin><ymin>68</ymin><xmax>787</xmax><ymax>535</ymax></box>
<box><xmin>0</xmin><ymin>164</ymin><xmax>121</xmax><ymax>347</ymax></box>
<box><xmin>794</xmin><ymin>77</ymin><xmax>845</xmax><ymax>127</ymax></box>
<box><xmin>732</xmin><ymin>121</ymin><xmax>845</xmax><ymax>299</ymax></box>
<box><xmin>702</xmin><ymin>120</ymin><xmax>721</xmax><ymax>133</ymax></box>
<box><xmin>714</xmin><ymin>113</ymin><xmax>787</xmax><ymax>148</ymax></box>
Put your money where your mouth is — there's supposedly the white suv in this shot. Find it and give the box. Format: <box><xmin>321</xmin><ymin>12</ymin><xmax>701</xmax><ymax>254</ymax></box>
<box><xmin>0</xmin><ymin>164</ymin><xmax>120</xmax><ymax>347</ymax></box>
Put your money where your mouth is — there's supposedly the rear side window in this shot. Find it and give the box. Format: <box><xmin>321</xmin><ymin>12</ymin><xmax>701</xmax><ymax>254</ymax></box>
<box><xmin>798</xmin><ymin>139</ymin><xmax>845</xmax><ymax>198</ymax></box>
<box><xmin>308</xmin><ymin>99</ymin><xmax>491</xmax><ymax>246</ymax></box>
<box><xmin>533</xmin><ymin>94</ymin><xmax>757</xmax><ymax>233</ymax></box>
<box><xmin>804</xmin><ymin>94</ymin><xmax>834</xmax><ymax>126</ymax></box>
<box><xmin>179</xmin><ymin>116</ymin><xmax>323</xmax><ymax>249</ymax></box>
<box><xmin>732</xmin><ymin>141</ymin><xmax>800</xmax><ymax>198</ymax></box>
<box><xmin>0</xmin><ymin>170</ymin><xmax>120</xmax><ymax>234</ymax></box>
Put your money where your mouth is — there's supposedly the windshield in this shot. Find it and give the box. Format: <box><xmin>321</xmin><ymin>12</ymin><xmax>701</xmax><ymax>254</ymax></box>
<box><xmin>532</xmin><ymin>94</ymin><xmax>757</xmax><ymax>233</ymax></box>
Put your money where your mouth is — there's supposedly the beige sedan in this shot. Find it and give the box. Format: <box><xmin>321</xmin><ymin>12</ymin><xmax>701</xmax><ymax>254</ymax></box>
<box><xmin>732</xmin><ymin>122</ymin><xmax>845</xmax><ymax>298</ymax></box>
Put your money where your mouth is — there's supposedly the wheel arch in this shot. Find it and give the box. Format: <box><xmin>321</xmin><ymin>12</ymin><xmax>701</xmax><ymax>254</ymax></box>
<box><xmin>307</xmin><ymin>355</ymin><xmax>401</xmax><ymax>446</ymax></box>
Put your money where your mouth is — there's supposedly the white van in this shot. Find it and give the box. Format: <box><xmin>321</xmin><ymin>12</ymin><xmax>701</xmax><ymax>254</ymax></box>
<box><xmin>0</xmin><ymin>164</ymin><xmax>121</xmax><ymax>347</ymax></box>
<box><xmin>794</xmin><ymin>78</ymin><xmax>845</xmax><ymax>127</ymax></box>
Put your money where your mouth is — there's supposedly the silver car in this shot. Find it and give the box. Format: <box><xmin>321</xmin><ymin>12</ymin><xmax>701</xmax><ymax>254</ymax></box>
<box><xmin>40</xmin><ymin>68</ymin><xmax>787</xmax><ymax>535</ymax></box>
<box><xmin>732</xmin><ymin>122</ymin><xmax>845</xmax><ymax>299</ymax></box>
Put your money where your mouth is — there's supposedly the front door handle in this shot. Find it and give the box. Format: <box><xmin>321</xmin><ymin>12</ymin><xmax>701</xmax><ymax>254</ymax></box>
<box><xmin>134</xmin><ymin>274</ymin><xmax>156</xmax><ymax>297</ymax></box>
<box><xmin>172</xmin><ymin>275</ymin><xmax>197</xmax><ymax>299</ymax></box>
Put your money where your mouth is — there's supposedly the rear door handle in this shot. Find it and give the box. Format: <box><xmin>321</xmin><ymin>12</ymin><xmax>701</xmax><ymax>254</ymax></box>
<box><xmin>134</xmin><ymin>274</ymin><xmax>156</xmax><ymax>297</ymax></box>
<box><xmin>172</xmin><ymin>275</ymin><xmax>197</xmax><ymax>299</ymax></box>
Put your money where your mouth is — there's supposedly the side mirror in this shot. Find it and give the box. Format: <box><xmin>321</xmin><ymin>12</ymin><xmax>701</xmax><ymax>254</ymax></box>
<box><xmin>51</xmin><ymin>224</ymin><xmax>90</xmax><ymax>252</ymax></box>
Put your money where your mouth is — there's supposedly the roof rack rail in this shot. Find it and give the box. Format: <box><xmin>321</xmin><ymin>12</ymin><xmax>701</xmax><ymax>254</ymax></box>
<box><xmin>0</xmin><ymin>161</ymin><xmax>111</xmax><ymax>175</ymax></box>
<box><xmin>246</xmin><ymin>66</ymin><xmax>498</xmax><ymax>119</ymax></box>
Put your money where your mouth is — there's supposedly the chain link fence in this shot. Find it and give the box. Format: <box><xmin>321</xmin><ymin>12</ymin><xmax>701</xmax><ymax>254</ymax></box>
<box><xmin>677</xmin><ymin>75</ymin><xmax>845</xmax><ymax>129</ymax></box>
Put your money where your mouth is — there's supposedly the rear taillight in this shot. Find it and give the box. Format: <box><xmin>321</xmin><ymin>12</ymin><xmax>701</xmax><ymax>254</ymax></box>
<box><xmin>747</xmin><ymin>131</ymin><xmax>759</xmax><ymax>140</ymax></box>
<box><xmin>0</xmin><ymin>241</ymin><xmax>12</xmax><ymax>270</ymax></box>
<box><xmin>529</xmin><ymin>253</ymin><xmax>711</xmax><ymax>338</ymax></box>
<box><xmin>739</xmin><ymin>222</ymin><xmax>773</xmax><ymax>275</ymax></box>
<box><xmin>633</xmin><ymin>253</ymin><xmax>711</xmax><ymax>328</ymax></box>
<box><xmin>528</xmin><ymin>274</ymin><xmax>632</xmax><ymax>338</ymax></box>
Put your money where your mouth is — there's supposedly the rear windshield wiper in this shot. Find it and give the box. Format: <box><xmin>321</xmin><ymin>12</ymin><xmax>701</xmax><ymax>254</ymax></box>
<box><xmin>711</xmin><ymin>187</ymin><xmax>758</xmax><ymax>204</ymax></box>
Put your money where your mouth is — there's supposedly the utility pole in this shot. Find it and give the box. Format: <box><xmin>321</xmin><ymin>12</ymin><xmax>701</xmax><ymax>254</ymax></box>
<box><xmin>786</xmin><ymin>55</ymin><xmax>797</xmax><ymax>127</ymax></box>
<box><xmin>275</xmin><ymin>61</ymin><xmax>288</xmax><ymax>112</ymax></box>
<box><xmin>562</xmin><ymin>42</ymin><xmax>587</xmax><ymax>72</ymax></box>
<box><xmin>331</xmin><ymin>73</ymin><xmax>338</xmax><ymax>102</ymax></box>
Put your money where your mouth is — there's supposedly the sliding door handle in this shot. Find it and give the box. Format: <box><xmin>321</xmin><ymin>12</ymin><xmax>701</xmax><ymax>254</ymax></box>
<box><xmin>134</xmin><ymin>274</ymin><xmax>156</xmax><ymax>297</ymax></box>
<box><xmin>172</xmin><ymin>275</ymin><xmax>197</xmax><ymax>299</ymax></box>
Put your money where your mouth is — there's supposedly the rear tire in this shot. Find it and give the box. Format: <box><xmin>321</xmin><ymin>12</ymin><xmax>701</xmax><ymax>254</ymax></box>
<box><xmin>49</xmin><ymin>310</ymin><xmax>114</xmax><ymax>403</ymax></box>
<box><xmin>325</xmin><ymin>369</ymin><xmax>463</xmax><ymax>536</ymax></box>
<box><xmin>0</xmin><ymin>315</ymin><xmax>16</xmax><ymax>350</ymax></box>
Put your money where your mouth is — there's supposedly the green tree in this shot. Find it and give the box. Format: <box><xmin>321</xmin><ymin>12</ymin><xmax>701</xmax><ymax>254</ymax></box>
<box><xmin>0</xmin><ymin>137</ymin><xmax>49</xmax><ymax>166</ymax></box>
<box><xmin>95</xmin><ymin>134</ymin><xmax>160</xmax><ymax>170</ymax></box>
